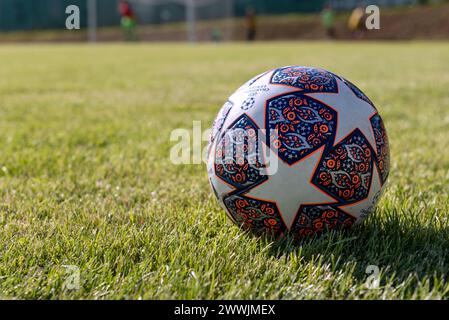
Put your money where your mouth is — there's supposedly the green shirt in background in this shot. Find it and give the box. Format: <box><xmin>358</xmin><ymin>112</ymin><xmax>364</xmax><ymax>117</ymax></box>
<box><xmin>322</xmin><ymin>9</ymin><xmax>335</xmax><ymax>29</ymax></box>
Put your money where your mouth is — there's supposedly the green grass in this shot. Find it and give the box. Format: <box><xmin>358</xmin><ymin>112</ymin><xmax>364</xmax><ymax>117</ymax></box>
<box><xmin>0</xmin><ymin>42</ymin><xmax>448</xmax><ymax>299</ymax></box>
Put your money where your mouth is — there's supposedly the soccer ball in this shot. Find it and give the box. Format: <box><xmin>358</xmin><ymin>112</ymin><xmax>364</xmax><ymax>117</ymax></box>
<box><xmin>207</xmin><ymin>66</ymin><xmax>389</xmax><ymax>239</ymax></box>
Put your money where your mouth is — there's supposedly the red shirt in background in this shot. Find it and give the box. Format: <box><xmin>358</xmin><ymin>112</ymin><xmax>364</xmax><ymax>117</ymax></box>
<box><xmin>119</xmin><ymin>1</ymin><xmax>135</xmax><ymax>19</ymax></box>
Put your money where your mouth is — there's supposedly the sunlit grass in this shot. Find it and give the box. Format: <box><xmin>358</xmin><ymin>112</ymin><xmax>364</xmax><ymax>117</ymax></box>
<box><xmin>0</xmin><ymin>42</ymin><xmax>448</xmax><ymax>299</ymax></box>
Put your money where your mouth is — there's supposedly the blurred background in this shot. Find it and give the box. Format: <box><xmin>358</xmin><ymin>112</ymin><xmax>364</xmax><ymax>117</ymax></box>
<box><xmin>0</xmin><ymin>0</ymin><xmax>448</xmax><ymax>43</ymax></box>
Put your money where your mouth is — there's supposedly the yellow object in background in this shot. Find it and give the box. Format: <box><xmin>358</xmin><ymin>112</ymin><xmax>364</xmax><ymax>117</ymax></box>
<box><xmin>348</xmin><ymin>7</ymin><xmax>364</xmax><ymax>31</ymax></box>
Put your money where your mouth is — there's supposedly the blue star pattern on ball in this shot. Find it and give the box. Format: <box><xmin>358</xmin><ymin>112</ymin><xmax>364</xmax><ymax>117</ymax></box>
<box><xmin>209</xmin><ymin>101</ymin><xmax>233</xmax><ymax>145</ymax></box>
<box><xmin>270</xmin><ymin>66</ymin><xmax>338</xmax><ymax>93</ymax></box>
<box><xmin>208</xmin><ymin>100</ymin><xmax>234</xmax><ymax>157</ymax></box>
<box><xmin>266</xmin><ymin>93</ymin><xmax>337</xmax><ymax>165</ymax></box>
<box><xmin>214</xmin><ymin>114</ymin><xmax>266</xmax><ymax>191</ymax></box>
<box><xmin>313</xmin><ymin>129</ymin><xmax>374</xmax><ymax>203</ymax></box>
<box><xmin>290</xmin><ymin>205</ymin><xmax>356</xmax><ymax>239</ymax></box>
<box><xmin>223</xmin><ymin>193</ymin><xmax>286</xmax><ymax>236</ymax></box>
<box><xmin>370</xmin><ymin>114</ymin><xmax>390</xmax><ymax>184</ymax></box>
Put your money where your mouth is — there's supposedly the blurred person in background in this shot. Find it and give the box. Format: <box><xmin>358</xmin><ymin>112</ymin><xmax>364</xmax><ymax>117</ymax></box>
<box><xmin>321</xmin><ymin>3</ymin><xmax>336</xmax><ymax>39</ymax></box>
<box><xmin>119</xmin><ymin>0</ymin><xmax>138</xmax><ymax>41</ymax></box>
<box><xmin>211</xmin><ymin>27</ymin><xmax>223</xmax><ymax>42</ymax></box>
<box><xmin>348</xmin><ymin>3</ymin><xmax>366</xmax><ymax>39</ymax></box>
<box><xmin>245</xmin><ymin>7</ymin><xmax>257</xmax><ymax>41</ymax></box>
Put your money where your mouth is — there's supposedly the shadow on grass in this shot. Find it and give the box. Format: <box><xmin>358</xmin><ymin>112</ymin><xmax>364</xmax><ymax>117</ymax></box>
<box><xmin>265</xmin><ymin>210</ymin><xmax>449</xmax><ymax>287</ymax></box>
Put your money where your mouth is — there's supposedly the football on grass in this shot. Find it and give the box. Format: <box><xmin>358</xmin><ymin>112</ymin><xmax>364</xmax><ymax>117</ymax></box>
<box><xmin>207</xmin><ymin>66</ymin><xmax>390</xmax><ymax>239</ymax></box>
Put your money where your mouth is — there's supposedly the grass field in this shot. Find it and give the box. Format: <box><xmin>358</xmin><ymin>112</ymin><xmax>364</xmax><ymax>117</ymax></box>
<box><xmin>0</xmin><ymin>42</ymin><xmax>448</xmax><ymax>299</ymax></box>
